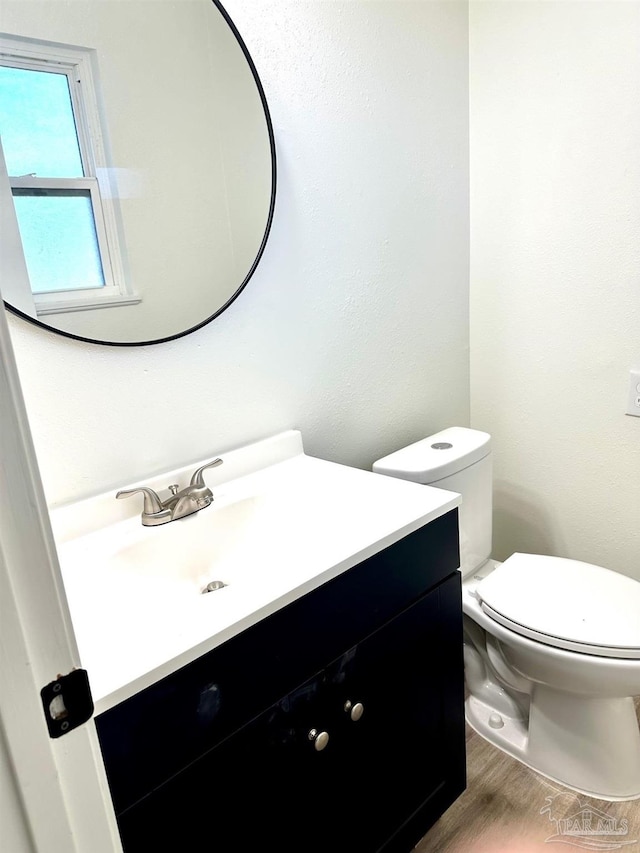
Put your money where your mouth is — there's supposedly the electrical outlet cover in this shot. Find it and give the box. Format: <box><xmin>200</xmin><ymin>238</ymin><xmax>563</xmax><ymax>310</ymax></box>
<box><xmin>626</xmin><ymin>368</ymin><xmax>640</xmax><ymax>417</ymax></box>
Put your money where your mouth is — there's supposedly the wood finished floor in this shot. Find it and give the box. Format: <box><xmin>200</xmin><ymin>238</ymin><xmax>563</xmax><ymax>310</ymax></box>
<box><xmin>416</xmin><ymin>699</ymin><xmax>640</xmax><ymax>853</ymax></box>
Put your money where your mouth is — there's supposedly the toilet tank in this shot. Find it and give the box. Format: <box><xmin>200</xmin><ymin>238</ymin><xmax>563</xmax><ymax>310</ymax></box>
<box><xmin>373</xmin><ymin>427</ymin><xmax>492</xmax><ymax>578</ymax></box>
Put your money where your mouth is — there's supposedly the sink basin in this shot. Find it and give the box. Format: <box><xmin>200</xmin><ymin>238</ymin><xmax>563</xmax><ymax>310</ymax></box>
<box><xmin>109</xmin><ymin>495</ymin><xmax>268</xmax><ymax>594</ymax></box>
<box><xmin>50</xmin><ymin>430</ymin><xmax>460</xmax><ymax>712</ymax></box>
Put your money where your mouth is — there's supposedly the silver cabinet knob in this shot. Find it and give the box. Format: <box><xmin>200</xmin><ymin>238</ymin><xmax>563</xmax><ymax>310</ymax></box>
<box><xmin>344</xmin><ymin>700</ymin><xmax>364</xmax><ymax>722</ymax></box>
<box><xmin>308</xmin><ymin>729</ymin><xmax>329</xmax><ymax>751</ymax></box>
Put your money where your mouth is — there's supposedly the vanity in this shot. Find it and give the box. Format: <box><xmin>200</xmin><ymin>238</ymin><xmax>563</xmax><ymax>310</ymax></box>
<box><xmin>51</xmin><ymin>431</ymin><xmax>465</xmax><ymax>852</ymax></box>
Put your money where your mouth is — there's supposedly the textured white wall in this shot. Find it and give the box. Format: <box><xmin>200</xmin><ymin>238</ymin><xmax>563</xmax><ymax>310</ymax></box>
<box><xmin>7</xmin><ymin>0</ymin><xmax>470</xmax><ymax>508</ymax></box>
<box><xmin>470</xmin><ymin>1</ymin><xmax>640</xmax><ymax>578</ymax></box>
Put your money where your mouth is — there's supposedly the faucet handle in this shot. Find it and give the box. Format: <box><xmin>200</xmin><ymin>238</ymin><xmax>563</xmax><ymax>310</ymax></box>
<box><xmin>189</xmin><ymin>458</ymin><xmax>223</xmax><ymax>488</ymax></box>
<box><xmin>116</xmin><ymin>486</ymin><xmax>164</xmax><ymax>515</ymax></box>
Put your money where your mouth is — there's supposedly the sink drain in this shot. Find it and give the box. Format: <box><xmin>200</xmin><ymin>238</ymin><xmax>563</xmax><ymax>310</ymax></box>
<box><xmin>202</xmin><ymin>580</ymin><xmax>227</xmax><ymax>594</ymax></box>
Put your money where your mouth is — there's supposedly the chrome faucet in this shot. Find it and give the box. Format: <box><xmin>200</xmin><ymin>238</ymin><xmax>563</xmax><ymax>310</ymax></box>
<box><xmin>116</xmin><ymin>458</ymin><xmax>223</xmax><ymax>526</ymax></box>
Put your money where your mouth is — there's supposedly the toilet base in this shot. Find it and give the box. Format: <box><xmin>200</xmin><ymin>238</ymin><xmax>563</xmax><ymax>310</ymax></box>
<box><xmin>465</xmin><ymin>692</ymin><xmax>640</xmax><ymax>801</ymax></box>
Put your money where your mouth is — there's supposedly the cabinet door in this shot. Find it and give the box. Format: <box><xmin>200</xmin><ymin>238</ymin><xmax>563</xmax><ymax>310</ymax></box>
<box><xmin>328</xmin><ymin>573</ymin><xmax>466</xmax><ymax>852</ymax></box>
<box><xmin>115</xmin><ymin>663</ymin><xmax>344</xmax><ymax>852</ymax></box>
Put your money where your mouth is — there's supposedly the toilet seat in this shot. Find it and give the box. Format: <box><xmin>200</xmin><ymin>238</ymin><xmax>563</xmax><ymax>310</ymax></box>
<box><xmin>476</xmin><ymin>553</ymin><xmax>640</xmax><ymax>659</ymax></box>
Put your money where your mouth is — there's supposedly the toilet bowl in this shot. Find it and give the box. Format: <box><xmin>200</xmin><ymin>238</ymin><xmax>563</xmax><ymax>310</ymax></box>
<box><xmin>373</xmin><ymin>427</ymin><xmax>640</xmax><ymax>800</ymax></box>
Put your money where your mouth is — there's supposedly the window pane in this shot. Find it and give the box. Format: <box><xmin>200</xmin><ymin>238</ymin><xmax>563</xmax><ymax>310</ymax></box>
<box><xmin>12</xmin><ymin>190</ymin><xmax>105</xmax><ymax>293</ymax></box>
<box><xmin>0</xmin><ymin>65</ymin><xmax>83</xmax><ymax>177</ymax></box>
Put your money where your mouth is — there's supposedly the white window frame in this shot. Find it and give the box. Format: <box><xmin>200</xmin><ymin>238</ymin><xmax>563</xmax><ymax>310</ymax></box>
<box><xmin>0</xmin><ymin>35</ymin><xmax>139</xmax><ymax>316</ymax></box>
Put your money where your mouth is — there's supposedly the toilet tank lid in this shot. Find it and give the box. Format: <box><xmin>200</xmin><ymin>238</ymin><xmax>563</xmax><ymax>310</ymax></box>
<box><xmin>373</xmin><ymin>427</ymin><xmax>491</xmax><ymax>483</ymax></box>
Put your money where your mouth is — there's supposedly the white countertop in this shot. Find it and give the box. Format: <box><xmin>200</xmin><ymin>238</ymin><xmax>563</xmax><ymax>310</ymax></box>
<box><xmin>50</xmin><ymin>431</ymin><xmax>460</xmax><ymax>714</ymax></box>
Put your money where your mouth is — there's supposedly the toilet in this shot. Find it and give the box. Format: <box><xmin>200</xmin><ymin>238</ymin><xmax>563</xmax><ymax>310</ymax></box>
<box><xmin>373</xmin><ymin>427</ymin><xmax>640</xmax><ymax>801</ymax></box>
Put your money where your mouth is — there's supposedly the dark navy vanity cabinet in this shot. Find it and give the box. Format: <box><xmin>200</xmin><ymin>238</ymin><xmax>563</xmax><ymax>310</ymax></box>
<box><xmin>95</xmin><ymin>508</ymin><xmax>465</xmax><ymax>852</ymax></box>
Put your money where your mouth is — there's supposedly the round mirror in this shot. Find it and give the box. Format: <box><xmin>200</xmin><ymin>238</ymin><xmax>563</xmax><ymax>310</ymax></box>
<box><xmin>0</xmin><ymin>0</ymin><xmax>275</xmax><ymax>346</ymax></box>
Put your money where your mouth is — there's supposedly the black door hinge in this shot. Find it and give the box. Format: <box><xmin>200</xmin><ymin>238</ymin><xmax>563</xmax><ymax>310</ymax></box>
<box><xmin>40</xmin><ymin>669</ymin><xmax>94</xmax><ymax>738</ymax></box>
